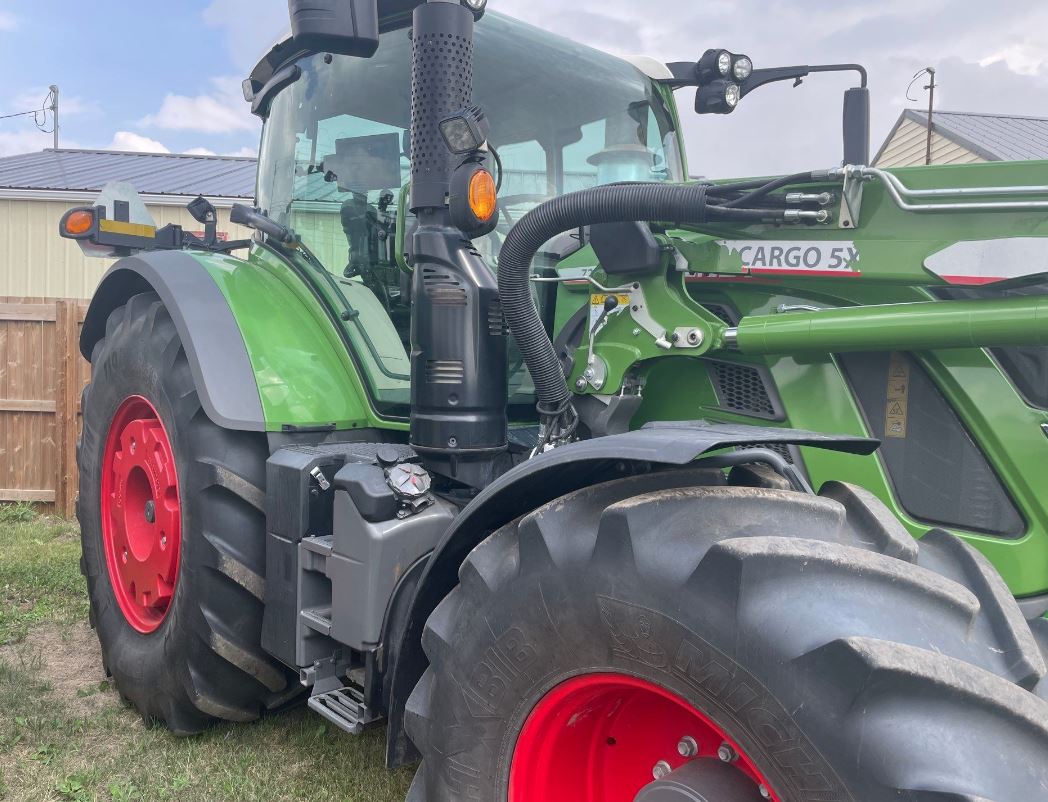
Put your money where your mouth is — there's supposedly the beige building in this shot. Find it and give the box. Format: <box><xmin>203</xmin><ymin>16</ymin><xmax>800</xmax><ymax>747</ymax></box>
<box><xmin>0</xmin><ymin>149</ymin><xmax>257</xmax><ymax>299</ymax></box>
<box><xmin>874</xmin><ymin>109</ymin><xmax>1048</xmax><ymax>168</ymax></box>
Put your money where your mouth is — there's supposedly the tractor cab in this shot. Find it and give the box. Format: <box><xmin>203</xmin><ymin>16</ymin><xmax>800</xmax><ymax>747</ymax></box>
<box><xmin>249</xmin><ymin>12</ymin><xmax>684</xmax><ymax>415</ymax></box>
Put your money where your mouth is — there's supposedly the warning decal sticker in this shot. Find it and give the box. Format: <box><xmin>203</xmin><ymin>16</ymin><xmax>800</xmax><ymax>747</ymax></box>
<box><xmin>589</xmin><ymin>293</ymin><xmax>630</xmax><ymax>329</ymax></box>
<box><xmin>885</xmin><ymin>352</ymin><xmax>910</xmax><ymax>439</ymax></box>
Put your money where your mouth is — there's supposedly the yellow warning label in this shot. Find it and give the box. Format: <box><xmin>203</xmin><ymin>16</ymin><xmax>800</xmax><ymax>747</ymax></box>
<box><xmin>98</xmin><ymin>218</ymin><xmax>157</xmax><ymax>239</ymax></box>
<box><xmin>590</xmin><ymin>293</ymin><xmax>631</xmax><ymax>307</ymax></box>
<box><xmin>884</xmin><ymin>352</ymin><xmax>910</xmax><ymax>439</ymax></box>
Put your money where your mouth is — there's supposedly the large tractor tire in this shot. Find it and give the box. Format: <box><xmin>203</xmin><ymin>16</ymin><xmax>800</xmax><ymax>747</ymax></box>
<box><xmin>78</xmin><ymin>292</ymin><xmax>294</xmax><ymax>733</ymax></box>
<box><xmin>405</xmin><ymin>469</ymin><xmax>1048</xmax><ymax>802</ymax></box>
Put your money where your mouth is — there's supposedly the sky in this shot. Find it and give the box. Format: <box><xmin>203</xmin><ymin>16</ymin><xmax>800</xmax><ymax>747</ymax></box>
<box><xmin>1</xmin><ymin>0</ymin><xmax>1046</xmax><ymax>177</ymax></box>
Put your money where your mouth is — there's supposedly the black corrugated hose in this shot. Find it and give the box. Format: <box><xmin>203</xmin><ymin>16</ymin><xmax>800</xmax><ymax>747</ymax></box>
<box><xmin>497</xmin><ymin>179</ymin><xmax>812</xmax><ymax>442</ymax></box>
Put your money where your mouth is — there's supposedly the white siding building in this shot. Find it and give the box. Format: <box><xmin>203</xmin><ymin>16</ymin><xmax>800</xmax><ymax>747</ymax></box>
<box><xmin>0</xmin><ymin>149</ymin><xmax>257</xmax><ymax>299</ymax></box>
<box><xmin>875</xmin><ymin>109</ymin><xmax>1048</xmax><ymax>168</ymax></box>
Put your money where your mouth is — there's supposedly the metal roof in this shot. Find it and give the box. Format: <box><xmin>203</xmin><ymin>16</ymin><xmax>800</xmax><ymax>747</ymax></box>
<box><xmin>0</xmin><ymin>148</ymin><xmax>257</xmax><ymax>199</ymax></box>
<box><xmin>894</xmin><ymin>109</ymin><xmax>1048</xmax><ymax>162</ymax></box>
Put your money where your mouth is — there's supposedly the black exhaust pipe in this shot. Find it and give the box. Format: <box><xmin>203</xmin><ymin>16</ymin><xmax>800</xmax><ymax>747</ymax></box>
<box><xmin>407</xmin><ymin>0</ymin><xmax>508</xmax><ymax>486</ymax></box>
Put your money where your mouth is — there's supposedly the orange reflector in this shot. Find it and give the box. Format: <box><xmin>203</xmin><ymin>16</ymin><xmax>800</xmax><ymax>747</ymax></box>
<box><xmin>468</xmin><ymin>169</ymin><xmax>497</xmax><ymax>222</ymax></box>
<box><xmin>64</xmin><ymin>209</ymin><xmax>95</xmax><ymax>236</ymax></box>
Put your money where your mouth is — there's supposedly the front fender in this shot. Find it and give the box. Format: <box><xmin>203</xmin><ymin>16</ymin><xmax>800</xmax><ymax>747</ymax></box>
<box><xmin>385</xmin><ymin>421</ymin><xmax>878</xmax><ymax>766</ymax></box>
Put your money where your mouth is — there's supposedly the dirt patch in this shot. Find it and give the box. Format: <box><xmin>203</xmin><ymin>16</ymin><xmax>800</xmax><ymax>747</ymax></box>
<box><xmin>0</xmin><ymin>620</ymin><xmax>117</xmax><ymax>715</ymax></box>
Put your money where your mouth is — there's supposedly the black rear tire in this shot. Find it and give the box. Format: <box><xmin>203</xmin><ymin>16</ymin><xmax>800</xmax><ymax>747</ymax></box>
<box><xmin>78</xmin><ymin>292</ymin><xmax>295</xmax><ymax>733</ymax></box>
<box><xmin>405</xmin><ymin>470</ymin><xmax>1048</xmax><ymax>801</ymax></box>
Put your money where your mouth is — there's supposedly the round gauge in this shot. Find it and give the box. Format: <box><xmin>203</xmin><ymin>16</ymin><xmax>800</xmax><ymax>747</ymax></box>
<box><xmin>387</xmin><ymin>463</ymin><xmax>432</xmax><ymax>499</ymax></box>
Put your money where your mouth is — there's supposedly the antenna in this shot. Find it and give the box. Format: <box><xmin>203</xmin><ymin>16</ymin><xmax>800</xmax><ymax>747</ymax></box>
<box><xmin>906</xmin><ymin>67</ymin><xmax>936</xmax><ymax>165</ymax></box>
<box><xmin>49</xmin><ymin>85</ymin><xmax>59</xmax><ymax>150</ymax></box>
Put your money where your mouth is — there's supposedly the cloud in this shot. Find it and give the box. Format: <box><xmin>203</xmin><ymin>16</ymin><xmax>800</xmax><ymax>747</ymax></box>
<box><xmin>0</xmin><ymin>129</ymin><xmax>69</xmax><ymax>157</ymax></box>
<box><xmin>0</xmin><ymin>11</ymin><xmax>17</xmax><ymax>31</ymax></box>
<box><xmin>224</xmin><ymin>146</ymin><xmax>258</xmax><ymax>158</ymax></box>
<box><xmin>108</xmin><ymin>131</ymin><xmax>170</xmax><ymax>153</ymax></box>
<box><xmin>140</xmin><ymin>77</ymin><xmax>258</xmax><ymax>134</ymax></box>
<box><xmin>203</xmin><ymin>0</ymin><xmax>289</xmax><ymax>71</ymax></box>
<box><xmin>183</xmin><ymin>147</ymin><xmax>217</xmax><ymax>156</ymax></box>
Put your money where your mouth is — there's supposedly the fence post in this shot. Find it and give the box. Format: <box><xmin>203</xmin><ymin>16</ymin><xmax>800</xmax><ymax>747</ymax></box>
<box><xmin>54</xmin><ymin>299</ymin><xmax>80</xmax><ymax>517</ymax></box>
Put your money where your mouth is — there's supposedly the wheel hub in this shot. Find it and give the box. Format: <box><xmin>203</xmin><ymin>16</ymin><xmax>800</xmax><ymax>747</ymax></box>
<box><xmin>508</xmin><ymin>674</ymin><xmax>776</xmax><ymax>802</ymax></box>
<box><xmin>633</xmin><ymin>760</ymin><xmax>766</xmax><ymax>802</ymax></box>
<box><xmin>100</xmin><ymin>396</ymin><xmax>182</xmax><ymax>633</ymax></box>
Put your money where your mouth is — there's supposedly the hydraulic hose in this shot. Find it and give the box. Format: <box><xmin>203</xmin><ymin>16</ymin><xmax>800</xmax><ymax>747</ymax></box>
<box><xmin>499</xmin><ymin>182</ymin><xmax>716</xmax><ymax>417</ymax></box>
<box><xmin>723</xmin><ymin>171</ymin><xmax>818</xmax><ymax>208</ymax></box>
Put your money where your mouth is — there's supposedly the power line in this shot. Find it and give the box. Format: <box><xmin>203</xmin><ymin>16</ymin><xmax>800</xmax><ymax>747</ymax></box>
<box><xmin>0</xmin><ymin>86</ymin><xmax>59</xmax><ymax>145</ymax></box>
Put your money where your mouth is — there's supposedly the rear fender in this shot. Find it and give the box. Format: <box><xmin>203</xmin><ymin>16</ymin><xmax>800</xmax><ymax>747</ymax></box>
<box><xmin>384</xmin><ymin>421</ymin><xmax>878</xmax><ymax>766</ymax></box>
<box><xmin>82</xmin><ymin>250</ymin><xmax>267</xmax><ymax>431</ymax></box>
<box><xmin>82</xmin><ymin>248</ymin><xmax>375</xmax><ymax>433</ymax></box>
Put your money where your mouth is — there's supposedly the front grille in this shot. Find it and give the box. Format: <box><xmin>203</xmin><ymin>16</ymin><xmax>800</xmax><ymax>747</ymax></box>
<box><xmin>708</xmin><ymin>361</ymin><xmax>777</xmax><ymax>419</ymax></box>
<box><xmin>426</xmin><ymin>360</ymin><xmax>464</xmax><ymax>385</ymax></box>
<box><xmin>422</xmin><ymin>267</ymin><xmax>467</xmax><ymax>306</ymax></box>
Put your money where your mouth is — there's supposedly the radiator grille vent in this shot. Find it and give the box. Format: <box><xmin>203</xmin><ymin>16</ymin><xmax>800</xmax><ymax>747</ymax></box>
<box><xmin>709</xmin><ymin>361</ymin><xmax>776</xmax><ymax>419</ymax></box>
<box><xmin>488</xmin><ymin>300</ymin><xmax>509</xmax><ymax>337</ymax></box>
<box><xmin>422</xmin><ymin>267</ymin><xmax>467</xmax><ymax>307</ymax></box>
<box><xmin>426</xmin><ymin>360</ymin><xmax>464</xmax><ymax>385</ymax></box>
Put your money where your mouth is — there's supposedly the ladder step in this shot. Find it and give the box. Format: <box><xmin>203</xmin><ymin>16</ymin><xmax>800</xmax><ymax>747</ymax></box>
<box><xmin>300</xmin><ymin>606</ymin><xmax>333</xmax><ymax>635</ymax></box>
<box><xmin>308</xmin><ymin>686</ymin><xmax>379</xmax><ymax>736</ymax></box>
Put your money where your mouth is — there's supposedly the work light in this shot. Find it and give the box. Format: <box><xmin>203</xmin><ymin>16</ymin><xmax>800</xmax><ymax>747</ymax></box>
<box><xmin>695</xmin><ymin>80</ymin><xmax>741</xmax><ymax>114</ymax></box>
<box><xmin>439</xmin><ymin>105</ymin><xmax>490</xmax><ymax>155</ymax></box>
<box><xmin>732</xmin><ymin>55</ymin><xmax>753</xmax><ymax>81</ymax></box>
<box><xmin>698</xmin><ymin>49</ymin><xmax>734</xmax><ymax>83</ymax></box>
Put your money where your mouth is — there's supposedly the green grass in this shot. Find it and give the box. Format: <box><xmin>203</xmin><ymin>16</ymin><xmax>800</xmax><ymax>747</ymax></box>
<box><xmin>0</xmin><ymin>507</ymin><xmax>414</xmax><ymax>801</ymax></box>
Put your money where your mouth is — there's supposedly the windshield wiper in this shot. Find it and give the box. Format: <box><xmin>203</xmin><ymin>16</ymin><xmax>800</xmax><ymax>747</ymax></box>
<box><xmin>230</xmin><ymin>204</ymin><xmax>299</xmax><ymax>246</ymax></box>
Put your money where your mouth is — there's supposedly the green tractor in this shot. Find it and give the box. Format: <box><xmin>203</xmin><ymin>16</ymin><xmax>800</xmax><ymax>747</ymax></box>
<box><xmin>61</xmin><ymin>1</ymin><xmax>1048</xmax><ymax>800</ymax></box>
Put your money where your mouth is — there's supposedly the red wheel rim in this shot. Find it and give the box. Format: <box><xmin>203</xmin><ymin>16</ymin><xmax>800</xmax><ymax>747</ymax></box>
<box><xmin>509</xmin><ymin>673</ymin><xmax>776</xmax><ymax>802</ymax></box>
<box><xmin>100</xmin><ymin>396</ymin><xmax>182</xmax><ymax>634</ymax></box>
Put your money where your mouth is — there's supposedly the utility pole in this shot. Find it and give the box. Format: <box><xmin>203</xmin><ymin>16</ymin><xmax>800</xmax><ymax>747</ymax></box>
<box><xmin>49</xmin><ymin>85</ymin><xmax>59</xmax><ymax>150</ymax></box>
<box><xmin>923</xmin><ymin>68</ymin><xmax>936</xmax><ymax>166</ymax></box>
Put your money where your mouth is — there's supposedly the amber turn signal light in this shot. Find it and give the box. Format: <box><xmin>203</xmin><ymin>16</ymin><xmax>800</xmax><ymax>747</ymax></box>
<box><xmin>468</xmin><ymin>169</ymin><xmax>497</xmax><ymax>223</ymax></box>
<box><xmin>61</xmin><ymin>208</ymin><xmax>96</xmax><ymax>237</ymax></box>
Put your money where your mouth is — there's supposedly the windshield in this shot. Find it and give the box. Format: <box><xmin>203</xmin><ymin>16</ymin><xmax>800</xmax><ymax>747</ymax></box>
<box><xmin>256</xmin><ymin>12</ymin><xmax>684</xmax><ymax>417</ymax></box>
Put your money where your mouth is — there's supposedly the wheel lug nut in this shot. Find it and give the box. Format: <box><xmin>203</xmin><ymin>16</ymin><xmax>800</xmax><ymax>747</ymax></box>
<box><xmin>677</xmin><ymin>736</ymin><xmax>698</xmax><ymax>758</ymax></box>
<box><xmin>652</xmin><ymin>760</ymin><xmax>672</xmax><ymax>780</ymax></box>
<box><xmin>717</xmin><ymin>742</ymin><xmax>737</xmax><ymax>763</ymax></box>
<box><xmin>759</xmin><ymin>784</ymin><xmax>771</xmax><ymax>799</ymax></box>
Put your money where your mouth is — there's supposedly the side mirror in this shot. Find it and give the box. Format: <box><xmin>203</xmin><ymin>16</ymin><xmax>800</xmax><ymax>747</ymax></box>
<box><xmin>842</xmin><ymin>87</ymin><xmax>871</xmax><ymax>165</ymax></box>
<box><xmin>288</xmin><ymin>0</ymin><xmax>379</xmax><ymax>58</ymax></box>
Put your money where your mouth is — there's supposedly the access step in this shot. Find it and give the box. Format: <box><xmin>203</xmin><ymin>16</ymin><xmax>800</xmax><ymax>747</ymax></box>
<box><xmin>307</xmin><ymin>685</ymin><xmax>379</xmax><ymax>736</ymax></box>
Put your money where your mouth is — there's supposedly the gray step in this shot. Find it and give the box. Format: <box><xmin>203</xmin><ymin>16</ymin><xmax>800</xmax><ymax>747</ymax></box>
<box><xmin>307</xmin><ymin>685</ymin><xmax>380</xmax><ymax>736</ymax></box>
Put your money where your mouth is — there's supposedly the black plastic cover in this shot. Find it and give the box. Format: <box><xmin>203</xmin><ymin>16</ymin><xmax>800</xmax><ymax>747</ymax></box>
<box><xmin>288</xmin><ymin>0</ymin><xmax>380</xmax><ymax>59</ymax></box>
<box><xmin>590</xmin><ymin>221</ymin><xmax>662</xmax><ymax>276</ymax></box>
<box><xmin>843</xmin><ymin>87</ymin><xmax>871</xmax><ymax>165</ymax></box>
<box><xmin>409</xmin><ymin>228</ymin><xmax>508</xmax><ymax>459</ymax></box>
<box><xmin>334</xmin><ymin>463</ymin><xmax>397</xmax><ymax>522</ymax></box>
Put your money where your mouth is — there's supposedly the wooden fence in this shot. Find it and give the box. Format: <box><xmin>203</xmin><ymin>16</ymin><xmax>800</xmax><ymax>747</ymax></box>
<box><xmin>0</xmin><ymin>297</ymin><xmax>90</xmax><ymax>516</ymax></box>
